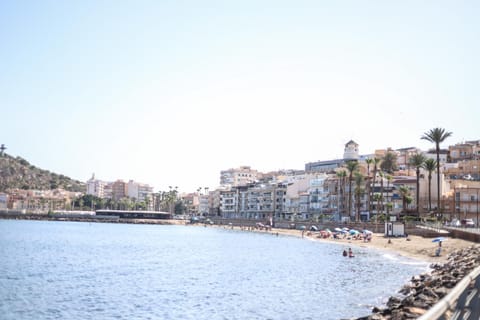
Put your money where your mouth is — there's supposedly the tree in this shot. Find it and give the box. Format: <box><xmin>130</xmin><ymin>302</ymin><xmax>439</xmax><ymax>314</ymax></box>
<box><xmin>398</xmin><ymin>185</ymin><xmax>413</xmax><ymax>213</ymax></box>
<box><xmin>422</xmin><ymin>158</ymin><xmax>437</xmax><ymax>212</ymax></box>
<box><xmin>385</xmin><ymin>174</ymin><xmax>393</xmax><ymax>217</ymax></box>
<box><xmin>365</xmin><ymin>158</ymin><xmax>373</xmax><ymax>177</ymax></box>
<box><xmin>345</xmin><ymin>160</ymin><xmax>359</xmax><ymax>221</ymax></box>
<box><xmin>421</xmin><ymin>128</ymin><xmax>452</xmax><ymax>214</ymax></box>
<box><xmin>365</xmin><ymin>158</ymin><xmax>373</xmax><ymax>215</ymax></box>
<box><xmin>381</xmin><ymin>151</ymin><xmax>398</xmax><ymax>174</ymax></box>
<box><xmin>409</xmin><ymin>153</ymin><xmax>426</xmax><ymax>215</ymax></box>
<box><xmin>371</xmin><ymin>157</ymin><xmax>381</xmax><ymax>215</ymax></box>
<box><xmin>336</xmin><ymin>170</ymin><xmax>347</xmax><ymax>220</ymax></box>
<box><xmin>354</xmin><ymin>172</ymin><xmax>364</xmax><ymax>222</ymax></box>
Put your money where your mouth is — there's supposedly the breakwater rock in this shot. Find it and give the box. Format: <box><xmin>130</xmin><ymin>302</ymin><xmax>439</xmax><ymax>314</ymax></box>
<box><xmin>352</xmin><ymin>245</ymin><xmax>480</xmax><ymax>320</ymax></box>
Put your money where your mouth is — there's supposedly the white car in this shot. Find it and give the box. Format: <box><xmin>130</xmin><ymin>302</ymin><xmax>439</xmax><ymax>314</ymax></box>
<box><xmin>462</xmin><ymin>219</ymin><xmax>475</xmax><ymax>228</ymax></box>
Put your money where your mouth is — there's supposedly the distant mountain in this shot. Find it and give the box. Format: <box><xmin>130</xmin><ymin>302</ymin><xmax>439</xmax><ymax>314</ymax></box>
<box><xmin>0</xmin><ymin>153</ymin><xmax>85</xmax><ymax>192</ymax></box>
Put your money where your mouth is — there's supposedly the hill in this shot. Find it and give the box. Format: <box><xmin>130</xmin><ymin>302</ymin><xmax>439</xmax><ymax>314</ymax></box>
<box><xmin>0</xmin><ymin>153</ymin><xmax>85</xmax><ymax>192</ymax></box>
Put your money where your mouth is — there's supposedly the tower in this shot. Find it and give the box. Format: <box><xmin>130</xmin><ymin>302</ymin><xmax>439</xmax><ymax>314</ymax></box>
<box><xmin>343</xmin><ymin>140</ymin><xmax>359</xmax><ymax>160</ymax></box>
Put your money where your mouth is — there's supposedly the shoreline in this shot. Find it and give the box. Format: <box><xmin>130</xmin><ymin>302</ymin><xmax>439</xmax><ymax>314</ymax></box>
<box><xmin>2</xmin><ymin>214</ymin><xmax>477</xmax><ymax>263</ymax></box>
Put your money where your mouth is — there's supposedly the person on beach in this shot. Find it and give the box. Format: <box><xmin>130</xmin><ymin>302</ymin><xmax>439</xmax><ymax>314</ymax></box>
<box><xmin>435</xmin><ymin>241</ymin><xmax>442</xmax><ymax>256</ymax></box>
<box><xmin>348</xmin><ymin>248</ymin><xmax>354</xmax><ymax>258</ymax></box>
<box><xmin>342</xmin><ymin>249</ymin><xmax>348</xmax><ymax>257</ymax></box>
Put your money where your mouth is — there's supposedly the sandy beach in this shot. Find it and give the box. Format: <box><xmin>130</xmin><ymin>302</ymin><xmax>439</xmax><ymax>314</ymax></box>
<box><xmin>268</xmin><ymin>227</ymin><xmax>478</xmax><ymax>263</ymax></box>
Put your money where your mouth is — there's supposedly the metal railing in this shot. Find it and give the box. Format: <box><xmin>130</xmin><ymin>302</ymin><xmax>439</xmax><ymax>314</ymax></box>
<box><xmin>418</xmin><ymin>265</ymin><xmax>480</xmax><ymax>320</ymax></box>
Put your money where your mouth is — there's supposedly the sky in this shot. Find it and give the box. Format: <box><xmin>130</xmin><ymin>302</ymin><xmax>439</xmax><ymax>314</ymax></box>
<box><xmin>1</xmin><ymin>1</ymin><xmax>479</xmax><ymax>193</ymax></box>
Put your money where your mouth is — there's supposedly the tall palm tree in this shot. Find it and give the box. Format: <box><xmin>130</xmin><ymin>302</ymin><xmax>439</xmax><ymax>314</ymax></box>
<box><xmin>365</xmin><ymin>158</ymin><xmax>373</xmax><ymax>215</ymax></box>
<box><xmin>346</xmin><ymin>160</ymin><xmax>359</xmax><ymax>221</ymax></box>
<box><xmin>336</xmin><ymin>170</ymin><xmax>347</xmax><ymax>220</ymax></box>
<box><xmin>422</xmin><ymin>158</ymin><xmax>437</xmax><ymax>212</ymax></box>
<box><xmin>365</xmin><ymin>158</ymin><xmax>373</xmax><ymax>177</ymax></box>
<box><xmin>354</xmin><ymin>172</ymin><xmax>364</xmax><ymax>222</ymax></box>
<box><xmin>421</xmin><ymin>128</ymin><xmax>452</xmax><ymax>215</ymax></box>
<box><xmin>409</xmin><ymin>153</ymin><xmax>427</xmax><ymax>215</ymax></box>
<box><xmin>371</xmin><ymin>158</ymin><xmax>381</xmax><ymax>214</ymax></box>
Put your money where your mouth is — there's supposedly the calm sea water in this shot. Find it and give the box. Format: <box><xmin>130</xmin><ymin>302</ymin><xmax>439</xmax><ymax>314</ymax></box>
<box><xmin>0</xmin><ymin>220</ymin><xmax>428</xmax><ymax>320</ymax></box>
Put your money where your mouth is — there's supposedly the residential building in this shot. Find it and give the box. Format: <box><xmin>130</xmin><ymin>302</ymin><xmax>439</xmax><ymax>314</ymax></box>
<box><xmin>220</xmin><ymin>166</ymin><xmax>259</xmax><ymax>186</ymax></box>
<box><xmin>451</xmin><ymin>186</ymin><xmax>480</xmax><ymax>224</ymax></box>
<box><xmin>449</xmin><ymin>140</ymin><xmax>480</xmax><ymax>162</ymax></box>
<box><xmin>86</xmin><ymin>173</ymin><xmax>106</xmax><ymax>198</ymax></box>
<box><xmin>111</xmin><ymin>180</ymin><xmax>127</xmax><ymax>201</ymax></box>
<box><xmin>219</xmin><ymin>183</ymin><xmax>287</xmax><ymax>222</ymax></box>
<box><xmin>127</xmin><ymin>180</ymin><xmax>154</xmax><ymax>204</ymax></box>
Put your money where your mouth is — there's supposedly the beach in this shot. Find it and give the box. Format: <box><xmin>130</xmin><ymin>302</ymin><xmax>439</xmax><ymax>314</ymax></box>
<box><xmin>269</xmin><ymin>227</ymin><xmax>477</xmax><ymax>263</ymax></box>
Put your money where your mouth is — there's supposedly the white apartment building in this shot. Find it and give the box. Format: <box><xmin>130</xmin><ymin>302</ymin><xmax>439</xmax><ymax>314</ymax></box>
<box><xmin>127</xmin><ymin>180</ymin><xmax>154</xmax><ymax>204</ymax></box>
<box><xmin>220</xmin><ymin>166</ymin><xmax>259</xmax><ymax>186</ymax></box>
<box><xmin>86</xmin><ymin>174</ymin><xmax>106</xmax><ymax>198</ymax></box>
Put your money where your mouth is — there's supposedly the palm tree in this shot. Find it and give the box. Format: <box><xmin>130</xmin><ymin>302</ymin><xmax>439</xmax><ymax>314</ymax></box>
<box><xmin>422</xmin><ymin>158</ymin><xmax>437</xmax><ymax>212</ymax></box>
<box><xmin>371</xmin><ymin>157</ymin><xmax>381</xmax><ymax>214</ymax></box>
<box><xmin>398</xmin><ymin>185</ymin><xmax>412</xmax><ymax>213</ymax></box>
<box><xmin>409</xmin><ymin>153</ymin><xmax>427</xmax><ymax>215</ymax></box>
<box><xmin>354</xmin><ymin>172</ymin><xmax>364</xmax><ymax>222</ymax></box>
<box><xmin>421</xmin><ymin>128</ymin><xmax>452</xmax><ymax>215</ymax></box>
<box><xmin>365</xmin><ymin>158</ymin><xmax>373</xmax><ymax>177</ymax></box>
<box><xmin>346</xmin><ymin>160</ymin><xmax>359</xmax><ymax>221</ymax></box>
<box><xmin>336</xmin><ymin>170</ymin><xmax>347</xmax><ymax>220</ymax></box>
<box><xmin>378</xmin><ymin>171</ymin><xmax>385</xmax><ymax>219</ymax></box>
<box><xmin>365</xmin><ymin>158</ymin><xmax>373</xmax><ymax>215</ymax></box>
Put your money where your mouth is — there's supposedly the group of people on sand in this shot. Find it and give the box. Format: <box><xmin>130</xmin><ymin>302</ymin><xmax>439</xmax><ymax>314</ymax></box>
<box><xmin>342</xmin><ymin>248</ymin><xmax>354</xmax><ymax>258</ymax></box>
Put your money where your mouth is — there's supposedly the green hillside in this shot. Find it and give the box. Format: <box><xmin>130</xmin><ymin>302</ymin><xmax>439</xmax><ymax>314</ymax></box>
<box><xmin>0</xmin><ymin>153</ymin><xmax>85</xmax><ymax>192</ymax></box>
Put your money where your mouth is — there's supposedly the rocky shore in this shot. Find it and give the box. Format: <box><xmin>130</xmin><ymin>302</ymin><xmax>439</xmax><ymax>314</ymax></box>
<box><xmin>352</xmin><ymin>245</ymin><xmax>480</xmax><ymax>320</ymax></box>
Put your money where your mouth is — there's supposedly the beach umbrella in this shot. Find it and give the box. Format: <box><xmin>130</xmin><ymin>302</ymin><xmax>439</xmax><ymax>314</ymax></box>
<box><xmin>342</xmin><ymin>227</ymin><xmax>350</xmax><ymax>231</ymax></box>
<box><xmin>310</xmin><ymin>225</ymin><xmax>318</xmax><ymax>231</ymax></box>
<box><xmin>325</xmin><ymin>228</ymin><xmax>332</xmax><ymax>234</ymax></box>
<box><xmin>432</xmin><ymin>237</ymin><xmax>446</xmax><ymax>243</ymax></box>
<box><xmin>299</xmin><ymin>225</ymin><xmax>306</xmax><ymax>230</ymax></box>
<box><xmin>334</xmin><ymin>228</ymin><xmax>343</xmax><ymax>232</ymax></box>
<box><xmin>349</xmin><ymin>229</ymin><xmax>359</xmax><ymax>235</ymax></box>
<box><xmin>363</xmin><ymin>230</ymin><xmax>373</xmax><ymax>235</ymax></box>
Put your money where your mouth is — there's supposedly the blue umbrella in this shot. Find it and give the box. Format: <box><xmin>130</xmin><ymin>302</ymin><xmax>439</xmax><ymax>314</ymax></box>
<box><xmin>299</xmin><ymin>225</ymin><xmax>306</xmax><ymax>230</ymax></box>
<box><xmin>349</xmin><ymin>229</ymin><xmax>359</xmax><ymax>235</ymax></box>
<box><xmin>432</xmin><ymin>237</ymin><xmax>446</xmax><ymax>243</ymax></box>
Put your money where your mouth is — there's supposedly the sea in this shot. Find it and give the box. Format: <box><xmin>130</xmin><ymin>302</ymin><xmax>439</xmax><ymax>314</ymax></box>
<box><xmin>0</xmin><ymin>220</ymin><xmax>429</xmax><ymax>320</ymax></box>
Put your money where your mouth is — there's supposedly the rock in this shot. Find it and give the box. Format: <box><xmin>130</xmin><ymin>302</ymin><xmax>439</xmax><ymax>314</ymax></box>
<box><xmin>403</xmin><ymin>307</ymin><xmax>427</xmax><ymax>315</ymax></box>
<box><xmin>352</xmin><ymin>247</ymin><xmax>480</xmax><ymax>320</ymax></box>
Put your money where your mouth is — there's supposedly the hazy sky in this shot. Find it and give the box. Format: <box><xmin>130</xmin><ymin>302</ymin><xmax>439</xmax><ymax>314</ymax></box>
<box><xmin>1</xmin><ymin>1</ymin><xmax>479</xmax><ymax>193</ymax></box>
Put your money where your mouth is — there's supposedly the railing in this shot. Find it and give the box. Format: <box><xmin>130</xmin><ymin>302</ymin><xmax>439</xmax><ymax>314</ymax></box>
<box><xmin>418</xmin><ymin>265</ymin><xmax>480</xmax><ymax>320</ymax></box>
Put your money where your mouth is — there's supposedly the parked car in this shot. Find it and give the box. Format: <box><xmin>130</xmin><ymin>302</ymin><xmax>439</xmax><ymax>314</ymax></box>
<box><xmin>461</xmin><ymin>219</ymin><xmax>475</xmax><ymax>228</ymax></box>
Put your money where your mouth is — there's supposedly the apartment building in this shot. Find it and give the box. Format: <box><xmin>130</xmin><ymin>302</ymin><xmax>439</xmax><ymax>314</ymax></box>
<box><xmin>452</xmin><ymin>186</ymin><xmax>480</xmax><ymax>223</ymax></box>
<box><xmin>220</xmin><ymin>166</ymin><xmax>259</xmax><ymax>186</ymax></box>
<box><xmin>86</xmin><ymin>174</ymin><xmax>106</xmax><ymax>198</ymax></box>
<box><xmin>219</xmin><ymin>183</ymin><xmax>287</xmax><ymax>221</ymax></box>
<box><xmin>449</xmin><ymin>140</ymin><xmax>480</xmax><ymax>162</ymax></box>
<box><xmin>127</xmin><ymin>180</ymin><xmax>154</xmax><ymax>202</ymax></box>
<box><xmin>111</xmin><ymin>180</ymin><xmax>127</xmax><ymax>201</ymax></box>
